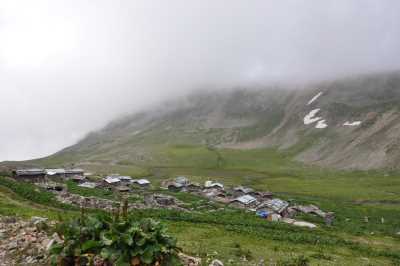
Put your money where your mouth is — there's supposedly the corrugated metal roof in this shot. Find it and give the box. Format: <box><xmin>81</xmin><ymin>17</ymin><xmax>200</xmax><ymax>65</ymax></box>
<box><xmin>104</xmin><ymin>176</ymin><xmax>121</xmax><ymax>183</ymax></box>
<box><xmin>134</xmin><ymin>179</ymin><xmax>150</xmax><ymax>185</ymax></box>
<box><xmin>257</xmin><ymin>199</ymin><xmax>289</xmax><ymax>213</ymax></box>
<box><xmin>233</xmin><ymin>195</ymin><xmax>257</xmax><ymax>205</ymax></box>
<box><xmin>204</xmin><ymin>181</ymin><xmax>224</xmax><ymax>188</ymax></box>
<box><xmin>16</xmin><ymin>169</ymin><xmax>46</xmax><ymax>175</ymax></box>
<box><xmin>175</xmin><ymin>176</ymin><xmax>189</xmax><ymax>185</ymax></box>
<box><xmin>234</xmin><ymin>186</ymin><xmax>254</xmax><ymax>194</ymax></box>
<box><xmin>167</xmin><ymin>182</ymin><xmax>183</xmax><ymax>188</ymax></box>
<box><xmin>118</xmin><ymin>176</ymin><xmax>132</xmax><ymax>180</ymax></box>
<box><xmin>65</xmin><ymin>169</ymin><xmax>84</xmax><ymax>174</ymax></box>
<box><xmin>46</xmin><ymin>169</ymin><xmax>66</xmax><ymax>175</ymax></box>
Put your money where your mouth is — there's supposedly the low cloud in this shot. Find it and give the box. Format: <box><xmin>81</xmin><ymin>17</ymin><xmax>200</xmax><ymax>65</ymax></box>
<box><xmin>1</xmin><ymin>0</ymin><xmax>400</xmax><ymax>160</ymax></box>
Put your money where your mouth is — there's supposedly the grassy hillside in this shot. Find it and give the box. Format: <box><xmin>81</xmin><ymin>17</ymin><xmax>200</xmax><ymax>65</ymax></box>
<box><xmin>2</xmin><ymin>72</ymin><xmax>400</xmax><ymax>264</ymax></box>
<box><xmin>32</xmin><ymin>145</ymin><xmax>400</xmax><ymax>237</ymax></box>
<box><xmin>22</xmin><ymin>71</ymin><xmax>400</xmax><ymax>171</ymax></box>
<box><xmin>1</xmin><ymin>173</ymin><xmax>400</xmax><ymax>265</ymax></box>
<box><xmin>3</xmin><ymin>139</ymin><xmax>400</xmax><ymax>265</ymax></box>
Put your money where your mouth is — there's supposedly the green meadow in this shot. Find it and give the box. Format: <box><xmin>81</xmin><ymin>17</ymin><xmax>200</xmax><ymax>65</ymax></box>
<box><xmin>2</xmin><ymin>146</ymin><xmax>400</xmax><ymax>265</ymax></box>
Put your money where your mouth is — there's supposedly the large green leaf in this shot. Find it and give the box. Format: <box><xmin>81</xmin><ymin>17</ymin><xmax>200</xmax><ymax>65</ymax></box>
<box><xmin>130</xmin><ymin>245</ymin><xmax>145</xmax><ymax>257</ymax></box>
<box><xmin>101</xmin><ymin>231</ymin><xmax>114</xmax><ymax>246</ymax></box>
<box><xmin>140</xmin><ymin>248</ymin><xmax>154</xmax><ymax>264</ymax></box>
<box><xmin>100</xmin><ymin>247</ymin><xmax>119</xmax><ymax>260</ymax></box>
<box><xmin>81</xmin><ymin>240</ymin><xmax>102</xmax><ymax>252</ymax></box>
<box><xmin>52</xmin><ymin>213</ymin><xmax>180</xmax><ymax>266</ymax></box>
<box><xmin>137</xmin><ymin>236</ymin><xmax>147</xmax><ymax>246</ymax></box>
<box><xmin>115</xmin><ymin>253</ymin><xmax>131</xmax><ymax>266</ymax></box>
<box><xmin>122</xmin><ymin>234</ymin><xmax>133</xmax><ymax>246</ymax></box>
<box><xmin>49</xmin><ymin>243</ymin><xmax>64</xmax><ymax>255</ymax></box>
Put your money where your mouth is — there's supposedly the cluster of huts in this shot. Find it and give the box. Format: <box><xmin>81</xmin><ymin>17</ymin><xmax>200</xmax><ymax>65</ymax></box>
<box><xmin>98</xmin><ymin>175</ymin><xmax>151</xmax><ymax>192</ymax></box>
<box><xmin>65</xmin><ymin>174</ymin><xmax>151</xmax><ymax>193</ymax></box>
<box><xmin>13</xmin><ymin>168</ymin><xmax>85</xmax><ymax>182</ymax></box>
<box><xmin>14</xmin><ymin>169</ymin><xmax>332</xmax><ymax>228</ymax></box>
<box><xmin>162</xmin><ymin>176</ymin><xmax>273</xmax><ymax>206</ymax></box>
<box><xmin>162</xmin><ymin>176</ymin><xmax>333</xmax><ymax>228</ymax></box>
<box><xmin>13</xmin><ymin>168</ymin><xmax>152</xmax><ymax>193</ymax></box>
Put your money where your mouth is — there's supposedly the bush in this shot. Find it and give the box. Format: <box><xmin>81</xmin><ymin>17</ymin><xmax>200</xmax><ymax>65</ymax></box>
<box><xmin>50</xmin><ymin>206</ymin><xmax>182</xmax><ymax>266</ymax></box>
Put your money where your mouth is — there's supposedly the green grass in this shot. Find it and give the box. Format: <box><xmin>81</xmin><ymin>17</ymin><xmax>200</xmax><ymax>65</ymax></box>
<box><xmin>146</xmin><ymin>146</ymin><xmax>400</xmax><ymax>201</ymax></box>
<box><xmin>66</xmin><ymin>180</ymin><xmax>115</xmax><ymax>200</ymax></box>
<box><xmin>0</xmin><ymin>183</ymin><xmax>76</xmax><ymax>219</ymax></box>
<box><xmin>141</xmin><ymin>146</ymin><xmax>400</xmax><ymax>239</ymax></box>
<box><xmin>0</xmin><ymin>176</ymin><xmax>399</xmax><ymax>265</ymax></box>
<box><xmin>3</xmin><ymin>144</ymin><xmax>400</xmax><ymax>265</ymax></box>
<box><xmin>125</xmin><ymin>209</ymin><xmax>400</xmax><ymax>265</ymax></box>
<box><xmin>0</xmin><ymin>176</ymin><xmax>77</xmax><ymax>211</ymax></box>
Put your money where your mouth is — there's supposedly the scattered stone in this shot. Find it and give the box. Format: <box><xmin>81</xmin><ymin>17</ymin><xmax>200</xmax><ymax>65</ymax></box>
<box><xmin>282</xmin><ymin>207</ymin><xmax>298</xmax><ymax>218</ymax></box>
<box><xmin>257</xmin><ymin>259</ymin><xmax>266</xmax><ymax>266</ymax></box>
<box><xmin>154</xmin><ymin>194</ymin><xmax>176</xmax><ymax>206</ymax></box>
<box><xmin>293</xmin><ymin>221</ymin><xmax>317</xmax><ymax>229</ymax></box>
<box><xmin>282</xmin><ymin>218</ymin><xmax>317</xmax><ymax>228</ymax></box>
<box><xmin>52</xmin><ymin>232</ymin><xmax>63</xmax><ymax>243</ymax></box>
<box><xmin>292</xmin><ymin>204</ymin><xmax>326</xmax><ymax>218</ymax></box>
<box><xmin>325</xmin><ymin>212</ymin><xmax>335</xmax><ymax>226</ymax></box>
<box><xmin>46</xmin><ymin>239</ymin><xmax>55</xmax><ymax>251</ymax></box>
<box><xmin>0</xmin><ymin>216</ymin><xmax>55</xmax><ymax>265</ymax></box>
<box><xmin>31</xmin><ymin>216</ymin><xmax>48</xmax><ymax>225</ymax></box>
<box><xmin>7</xmin><ymin>241</ymin><xmax>18</xmax><ymax>250</ymax></box>
<box><xmin>1</xmin><ymin>216</ymin><xmax>17</xmax><ymax>223</ymax></box>
<box><xmin>209</xmin><ymin>259</ymin><xmax>224</xmax><ymax>266</ymax></box>
<box><xmin>179</xmin><ymin>253</ymin><xmax>201</xmax><ymax>266</ymax></box>
<box><xmin>55</xmin><ymin>191</ymin><xmax>187</xmax><ymax>212</ymax></box>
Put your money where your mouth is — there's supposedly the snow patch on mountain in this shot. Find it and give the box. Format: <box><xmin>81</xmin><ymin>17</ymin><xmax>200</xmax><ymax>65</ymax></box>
<box><xmin>304</xmin><ymin>109</ymin><xmax>322</xmax><ymax>125</ymax></box>
<box><xmin>307</xmin><ymin>92</ymin><xmax>323</xmax><ymax>105</ymax></box>
<box><xmin>343</xmin><ymin>121</ymin><xmax>362</xmax><ymax>126</ymax></box>
<box><xmin>315</xmin><ymin>120</ymin><xmax>328</xmax><ymax>129</ymax></box>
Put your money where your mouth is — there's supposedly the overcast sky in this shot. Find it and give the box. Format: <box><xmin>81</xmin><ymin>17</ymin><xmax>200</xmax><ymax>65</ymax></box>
<box><xmin>1</xmin><ymin>0</ymin><xmax>400</xmax><ymax>161</ymax></box>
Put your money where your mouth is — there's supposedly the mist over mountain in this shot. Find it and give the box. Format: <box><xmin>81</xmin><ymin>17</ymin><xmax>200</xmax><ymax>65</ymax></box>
<box><xmin>3</xmin><ymin>2</ymin><xmax>400</xmax><ymax>264</ymax></box>
<box><xmin>1</xmin><ymin>0</ymin><xmax>400</xmax><ymax>161</ymax></box>
<box><xmin>17</xmin><ymin>71</ymin><xmax>396</xmax><ymax>170</ymax></box>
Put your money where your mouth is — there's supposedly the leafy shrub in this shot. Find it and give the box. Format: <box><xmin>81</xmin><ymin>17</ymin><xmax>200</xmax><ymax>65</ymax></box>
<box><xmin>50</xmin><ymin>207</ymin><xmax>182</xmax><ymax>266</ymax></box>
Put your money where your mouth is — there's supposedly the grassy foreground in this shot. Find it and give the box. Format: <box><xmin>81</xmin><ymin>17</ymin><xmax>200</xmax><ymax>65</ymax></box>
<box><xmin>2</xmin><ymin>146</ymin><xmax>400</xmax><ymax>265</ymax></box>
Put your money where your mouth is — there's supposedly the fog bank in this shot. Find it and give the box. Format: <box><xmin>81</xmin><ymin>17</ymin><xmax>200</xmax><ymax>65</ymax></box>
<box><xmin>1</xmin><ymin>0</ymin><xmax>400</xmax><ymax>160</ymax></box>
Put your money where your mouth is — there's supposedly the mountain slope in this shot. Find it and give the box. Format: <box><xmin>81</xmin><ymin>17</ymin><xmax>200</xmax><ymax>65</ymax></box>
<box><xmin>37</xmin><ymin>71</ymin><xmax>400</xmax><ymax>170</ymax></box>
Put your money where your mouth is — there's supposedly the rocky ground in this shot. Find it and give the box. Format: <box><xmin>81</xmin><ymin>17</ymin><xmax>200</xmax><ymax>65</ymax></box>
<box><xmin>54</xmin><ymin>191</ymin><xmax>188</xmax><ymax>212</ymax></box>
<box><xmin>0</xmin><ymin>214</ymin><xmax>282</xmax><ymax>266</ymax></box>
<box><xmin>0</xmin><ymin>216</ymin><xmax>57</xmax><ymax>266</ymax></box>
<box><xmin>0</xmin><ymin>216</ymin><xmax>204</xmax><ymax>266</ymax></box>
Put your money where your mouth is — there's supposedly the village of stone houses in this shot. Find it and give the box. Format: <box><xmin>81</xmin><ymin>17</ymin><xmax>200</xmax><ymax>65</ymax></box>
<box><xmin>0</xmin><ymin>167</ymin><xmax>336</xmax><ymax>266</ymax></box>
